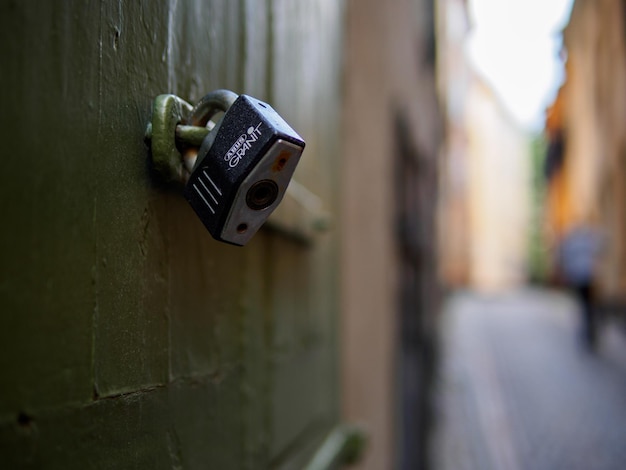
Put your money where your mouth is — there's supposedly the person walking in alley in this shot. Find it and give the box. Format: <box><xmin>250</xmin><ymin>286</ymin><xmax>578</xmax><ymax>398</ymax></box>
<box><xmin>559</xmin><ymin>222</ymin><xmax>603</xmax><ymax>348</ymax></box>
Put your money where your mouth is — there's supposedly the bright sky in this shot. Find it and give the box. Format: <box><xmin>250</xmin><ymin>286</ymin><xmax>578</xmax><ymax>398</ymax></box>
<box><xmin>466</xmin><ymin>0</ymin><xmax>574</xmax><ymax>131</ymax></box>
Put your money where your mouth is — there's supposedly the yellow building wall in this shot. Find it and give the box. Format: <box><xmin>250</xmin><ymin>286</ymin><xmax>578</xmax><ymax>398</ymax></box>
<box><xmin>551</xmin><ymin>0</ymin><xmax>626</xmax><ymax>299</ymax></box>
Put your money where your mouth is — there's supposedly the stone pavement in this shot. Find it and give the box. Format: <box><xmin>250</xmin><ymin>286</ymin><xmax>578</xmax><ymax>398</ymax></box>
<box><xmin>430</xmin><ymin>288</ymin><xmax>626</xmax><ymax>470</ymax></box>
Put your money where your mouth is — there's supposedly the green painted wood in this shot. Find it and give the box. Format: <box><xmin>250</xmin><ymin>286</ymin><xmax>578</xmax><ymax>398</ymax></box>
<box><xmin>0</xmin><ymin>0</ymin><xmax>102</xmax><ymax>416</ymax></box>
<box><xmin>0</xmin><ymin>0</ymin><xmax>344</xmax><ymax>467</ymax></box>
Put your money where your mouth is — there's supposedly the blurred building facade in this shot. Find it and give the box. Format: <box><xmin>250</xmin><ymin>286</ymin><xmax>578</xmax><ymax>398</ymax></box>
<box><xmin>343</xmin><ymin>0</ymin><xmax>442</xmax><ymax>467</ymax></box>
<box><xmin>437</xmin><ymin>0</ymin><xmax>532</xmax><ymax>292</ymax></box>
<box><xmin>545</xmin><ymin>0</ymin><xmax>626</xmax><ymax>303</ymax></box>
<box><xmin>436</xmin><ymin>0</ymin><xmax>473</xmax><ymax>286</ymax></box>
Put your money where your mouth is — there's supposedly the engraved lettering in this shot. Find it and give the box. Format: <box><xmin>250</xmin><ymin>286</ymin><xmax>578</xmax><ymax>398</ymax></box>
<box><xmin>224</xmin><ymin>122</ymin><xmax>263</xmax><ymax>168</ymax></box>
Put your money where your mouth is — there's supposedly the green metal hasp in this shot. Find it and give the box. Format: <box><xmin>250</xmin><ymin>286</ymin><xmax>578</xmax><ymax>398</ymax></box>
<box><xmin>303</xmin><ymin>425</ymin><xmax>368</xmax><ymax>469</ymax></box>
<box><xmin>146</xmin><ymin>94</ymin><xmax>194</xmax><ymax>183</ymax></box>
<box><xmin>145</xmin><ymin>91</ymin><xmax>238</xmax><ymax>184</ymax></box>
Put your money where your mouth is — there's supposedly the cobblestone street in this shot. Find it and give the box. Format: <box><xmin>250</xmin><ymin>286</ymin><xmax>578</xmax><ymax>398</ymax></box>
<box><xmin>430</xmin><ymin>289</ymin><xmax>626</xmax><ymax>470</ymax></box>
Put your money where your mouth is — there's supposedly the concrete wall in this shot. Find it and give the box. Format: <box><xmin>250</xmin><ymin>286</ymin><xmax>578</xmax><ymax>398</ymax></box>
<box><xmin>342</xmin><ymin>0</ymin><xmax>441</xmax><ymax>468</ymax></box>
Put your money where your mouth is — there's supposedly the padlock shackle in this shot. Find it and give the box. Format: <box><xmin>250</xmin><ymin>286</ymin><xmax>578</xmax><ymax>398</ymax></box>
<box><xmin>189</xmin><ymin>89</ymin><xmax>238</xmax><ymax>127</ymax></box>
<box><xmin>182</xmin><ymin>90</ymin><xmax>238</xmax><ymax>174</ymax></box>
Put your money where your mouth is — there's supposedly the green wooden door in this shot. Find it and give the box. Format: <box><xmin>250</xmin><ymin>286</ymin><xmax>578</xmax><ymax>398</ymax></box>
<box><xmin>0</xmin><ymin>1</ymin><xmax>345</xmax><ymax>468</ymax></box>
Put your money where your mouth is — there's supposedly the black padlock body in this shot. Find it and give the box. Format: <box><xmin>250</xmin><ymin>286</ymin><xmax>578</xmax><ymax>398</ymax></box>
<box><xmin>184</xmin><ymin>95</ymin><xmax>305</xmax><ymax>241</ymax></box>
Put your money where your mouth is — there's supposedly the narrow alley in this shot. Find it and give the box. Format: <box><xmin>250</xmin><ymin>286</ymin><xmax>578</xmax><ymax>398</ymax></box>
<box><xmin>431</xmin><ymin>289</ymin><xmax>626</xmax><ymax>470</ymax></box>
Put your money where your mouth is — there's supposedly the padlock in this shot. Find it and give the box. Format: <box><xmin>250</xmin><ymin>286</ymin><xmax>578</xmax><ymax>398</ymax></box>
<box><xmin>182</xmin><ymin>92</ymin><xmax>305</xmax><ymax>246</ymax></box>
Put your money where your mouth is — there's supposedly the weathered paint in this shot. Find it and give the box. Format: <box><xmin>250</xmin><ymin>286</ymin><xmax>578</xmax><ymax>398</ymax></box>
<box><xmin>0</xmin><ymin>0</ymin><xmax>344</xmax><ymax>467</ymax></box>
